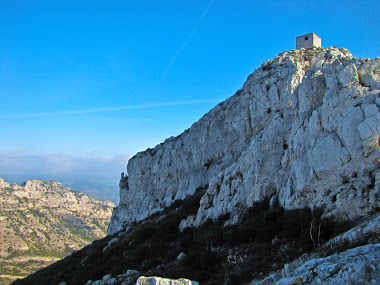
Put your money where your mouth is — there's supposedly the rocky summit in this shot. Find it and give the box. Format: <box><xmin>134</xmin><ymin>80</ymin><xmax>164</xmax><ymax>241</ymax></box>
<box><xmin>0</xmin><ymin>178</ymin><xmax>115</xmax><ymax>285</ymax></box>
<box><xmin>13</xmin><ymin>47</ymin><xmax>380</xmax><ymax>285</ymax></box>
<box><xmin>109</xmin><ymin>46</ymin><xmax>380</xmax><ymax>234</ymax></box>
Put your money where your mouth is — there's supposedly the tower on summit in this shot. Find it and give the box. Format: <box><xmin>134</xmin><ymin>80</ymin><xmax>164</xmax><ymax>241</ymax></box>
<box><xmin>296</xmin><ymin>33</ymin><xmax>321</xmax><ymax>49</ymax></box>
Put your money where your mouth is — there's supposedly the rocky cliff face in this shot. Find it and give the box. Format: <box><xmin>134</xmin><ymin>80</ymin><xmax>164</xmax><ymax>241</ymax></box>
<box><xmin>108</xmin><ymin>47</ymin><xmax>380</xmax><ymax>234</ymax></box>
<box><xmin>0</xmin><ymin>178</ymin><xmax>115</xmax><ymax>284</ymax></box>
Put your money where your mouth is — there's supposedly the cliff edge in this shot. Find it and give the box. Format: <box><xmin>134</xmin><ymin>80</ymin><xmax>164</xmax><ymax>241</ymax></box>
<box><xmin>108</xmin><ymin>47</ymin><xmax>380</xmax><ymax>235</ymax></box>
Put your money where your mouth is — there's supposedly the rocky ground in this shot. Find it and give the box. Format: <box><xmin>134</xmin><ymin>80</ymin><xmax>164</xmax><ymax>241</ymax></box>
<box><xmin>0</xmin><ymin>178</ymin><xmax>115</xmax><ymax>285</ymax></box>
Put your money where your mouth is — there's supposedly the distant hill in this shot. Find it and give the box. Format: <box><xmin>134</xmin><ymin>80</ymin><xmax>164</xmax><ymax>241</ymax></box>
<box><xmin>1</xmin><ymin>175</ymin><xmax>120</xmax><ymax>204</ymax></box>
<box><xmin>0</xmin><ymin>178</ymin><xmax>115</xmax><ymax>285</ymax></box>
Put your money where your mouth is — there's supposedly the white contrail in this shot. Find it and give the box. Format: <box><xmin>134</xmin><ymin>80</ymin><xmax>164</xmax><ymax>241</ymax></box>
<box><xmin>160</xmin><ymin>0</ymin><xmax>217</xmax><ymax>80</ymax></box>
<box><xmin>0</xmin><ymin>99</ymin><xmax>220</xmax><ymax>119</ymax></box>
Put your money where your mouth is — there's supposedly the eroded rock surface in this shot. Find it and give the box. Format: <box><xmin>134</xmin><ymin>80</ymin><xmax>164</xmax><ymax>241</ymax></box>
<box><xmin>252</xmin><ymin>243</ymin><xmax>380</xmax><ymax>285</ymax></box>
<box><xmin>136</xmin><ymin>276</ymin><xmax>199</xmax><ymax>285</ymax></box>
<box><xmin>108</xmin><ymin>47</ymin><xmax>380</xmax><ymax>234</ymax></box>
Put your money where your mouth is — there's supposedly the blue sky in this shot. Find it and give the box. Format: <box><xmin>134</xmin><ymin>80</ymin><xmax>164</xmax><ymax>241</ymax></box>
<box><xmin>0</xmin><ymin>0</ymin><xmax>379</xmax><ymax>190</ymax></box>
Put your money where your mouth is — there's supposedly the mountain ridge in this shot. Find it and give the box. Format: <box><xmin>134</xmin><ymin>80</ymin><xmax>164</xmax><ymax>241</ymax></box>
<box><xmin>0</xmin><ymin>177</ymin><xmax>115</xmax><ymax>284</ymax></box>
<box><xmin>1</xmin><ymin>175</ymin><xmax>120</xmax><ymax>204</ymax></box>
<box><xmin>109</xmin><ymin>46</ymin><xmax>380</xmax><ymax>234</ymax></box>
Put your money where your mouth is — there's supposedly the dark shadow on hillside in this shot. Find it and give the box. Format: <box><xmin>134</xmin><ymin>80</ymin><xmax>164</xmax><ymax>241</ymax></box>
<box><xmin>13</xmin><ymin>187</ymin><xmax>376</xmax><ymax>285</ymax></box>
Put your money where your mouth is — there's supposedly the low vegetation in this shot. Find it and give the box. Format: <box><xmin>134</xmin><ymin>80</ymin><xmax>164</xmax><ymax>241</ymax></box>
<box><xmin>13</xmin><ymin>187</ymin><xmax>372</xmax><ymax>285</ymax></box>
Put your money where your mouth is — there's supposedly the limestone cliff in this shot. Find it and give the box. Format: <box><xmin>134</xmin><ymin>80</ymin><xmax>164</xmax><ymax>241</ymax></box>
<box><xmin>108</xmin><ymin>47</ymin><xmax>380</xmax><ymax>235</ymax></box>
<box><xmin>0</xmin><ymin>178</ymin><xmax>115</xmax><ymax>284</ymax></box>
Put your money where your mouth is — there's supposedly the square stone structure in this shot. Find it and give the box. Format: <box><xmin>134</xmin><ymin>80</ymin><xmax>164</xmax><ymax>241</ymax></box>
<box><xmin>296</xmin><ymin>33</ymin><xmax>321</xmax><ymax>49</ymax></box>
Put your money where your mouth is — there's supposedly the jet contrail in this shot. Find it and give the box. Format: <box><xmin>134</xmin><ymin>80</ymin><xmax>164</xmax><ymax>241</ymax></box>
<box><xmin>0</xmin><ymin>99</ymin><xmax>220</xmax><ymax>119</ymax></box>
<box><xmin>160</xmin><ymin>0</ymin><xmax>217</xmax><ymax>80</ymax></box>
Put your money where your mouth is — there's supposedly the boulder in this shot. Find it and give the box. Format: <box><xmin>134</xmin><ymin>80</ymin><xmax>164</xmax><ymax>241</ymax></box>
<box><xmin>136</xmin><ymin>276</ymin><xmax>199</xmax><ymax>285</ymax></box>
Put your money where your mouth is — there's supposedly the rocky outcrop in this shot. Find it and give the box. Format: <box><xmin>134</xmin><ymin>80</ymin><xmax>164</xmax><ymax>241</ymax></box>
<box><xmin>108</xmin><ymin>47</ymin><xmax>380</xmax><ymax>234</ymax></box>
<box><xmin>136</xmin><ymin>277</ymin><xmax>199</xmax><ymax>285</ymax></box>
<box><xmin>252</xmin><ymin>243</ymin><xmax>380</xmax><ymax>285</ymax></box>
<box><xmin>80</xmin><ymin>269</ymin><xmax>140</xmax><ymax>285</ymax></box>
<box><xmin>83</xmin><ymin>275</ymin><xmax>199</xmax><ymax>285</ymax></box>
<box><xmin>0</xmin><ymin>178</ymin><xmax>115</xmax><ymax>284</ymax></box>
<box><xmin>250</xmin><ymin>212</ymin><xmax>380</xmax><ymax>284</ymax></box>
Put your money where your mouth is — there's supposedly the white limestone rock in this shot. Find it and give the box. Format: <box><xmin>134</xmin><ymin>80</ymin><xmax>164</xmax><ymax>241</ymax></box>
<box><xmin>176</xmin><ymin>252</ymin><xmax>187</xmax><ymax>261</ymax></box>
<box><xmin>309</xmin><ymin>134</ymin><xmax>343</xmax><ymax>178</ymax></box>
<box><xmin>108</xmin><ymin>47</ymin><xmax>380</xmax><ymax>235</ymax></box>
<box><xmin>251</xmin><ymin>243</ymin><xmax>380</xmax><ymax>285</ymax></box>
<box><xmin>125</xmin><ymin>269</ymin><xmax>140</xmax><ymax>277</ymax></box>
<box><xmin>338</xmin><ymin>64</ymin><xmax>359</xmax><ymax>87</ymax></box>
<box><xmin>0</xmin><ymin>177</ymin><xmax>10</xmax><ymax>189</ymax></box>
<box><xmin>136</xmin><ymin>276</ymin><xmax>199</xmax><ymax>285</ymax></box>
<box><xmin>252</xmin><ymin>213</ymin><xmax>380</xmax><ymax>285</ymax></box>
<box><xmin>358</xmin><ymin>58</ymin><xmax>380</xmax><ymax>89</ymax></box>
<box><xmin>277</xmin><ymin>243</ymin><xmax>380</xmax><ymax>285</ymax></box>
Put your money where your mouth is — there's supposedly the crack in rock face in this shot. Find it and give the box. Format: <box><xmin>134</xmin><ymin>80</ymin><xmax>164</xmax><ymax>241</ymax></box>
<box><xmin>108</xmin><ymin>47</ymin><xmax>380</xmax><ymax>235</ymax></box>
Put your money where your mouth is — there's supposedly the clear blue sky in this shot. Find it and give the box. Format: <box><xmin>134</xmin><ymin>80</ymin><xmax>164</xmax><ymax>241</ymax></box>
<box><xmin>0</xmin><ymin>0</ymin><xmax>379</xmax><ymax>185</ymax></box>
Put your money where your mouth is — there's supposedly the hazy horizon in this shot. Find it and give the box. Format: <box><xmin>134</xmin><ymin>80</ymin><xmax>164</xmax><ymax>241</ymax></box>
<box><xmin>1</xmin><ymin>172</ymin><xmax>121</xmax><ymax>204</ymax></box>
<box><xmin>1</xmin><ymin>0</ymin><xmax>379</xmax><ymax>201</ymax></box>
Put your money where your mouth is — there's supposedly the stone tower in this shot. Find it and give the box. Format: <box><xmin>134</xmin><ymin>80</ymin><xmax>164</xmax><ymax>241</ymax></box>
<box><xmin>296</xmin><ymin>33</ymin><xmax>321</xmax><ymax>49</ymax></box>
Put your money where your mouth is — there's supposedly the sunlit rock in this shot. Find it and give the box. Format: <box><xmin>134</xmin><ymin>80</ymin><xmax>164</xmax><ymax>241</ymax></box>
<box><xmin>108</xmin><ymin>47</ymin><xmax>380</xmax><ymax>235</ymax></box>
